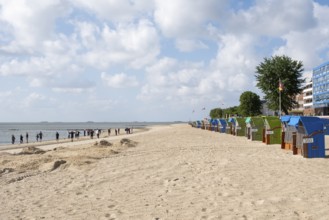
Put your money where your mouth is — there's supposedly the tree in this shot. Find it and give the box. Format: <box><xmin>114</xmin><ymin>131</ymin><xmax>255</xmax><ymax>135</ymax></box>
<box><xmin>255</xmin><ymin>55</ymin><xmax>305</xmax><ymax>115</ymax></box>
<box><xmin>239</xmin><ymin>91</ymin><xmax>262</xmax><ymax>116</ymax></box>
<box><xmin>210</xmin><ymin>108</ymin><xmax>223</xmax><ymax>119</ymax></box>
<box><xmin>223</xmin><ymin>106</ymin><xmax>240</xmax><ymax>117</ymax></box>
<box><xmin>209</xmin><ymin>106</ymin><xmax>239</xmax><ymax>118</ymax></box>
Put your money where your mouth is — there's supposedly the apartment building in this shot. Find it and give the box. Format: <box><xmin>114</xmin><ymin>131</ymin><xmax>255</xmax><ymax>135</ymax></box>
<box><xmin>303</xmin><ymin>81</ymin><xmax>314</xmax><ymax>115</ymax></box>
<box><xmin>313</xmin><ymin>61</ymin><xmax>329</xmax><ymax>115</ymax></box>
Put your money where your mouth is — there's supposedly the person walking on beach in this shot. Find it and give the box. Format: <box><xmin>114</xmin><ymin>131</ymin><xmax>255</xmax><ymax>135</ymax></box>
<box><xmin>36</xmin><ymin>133</ymin><xmax>39</xmax><ymax>142</ymax></box>
<box><xmin>39</xmin><ymin>131</ymin><xmax>43</xmax><ymax>142</ymax></box>
<box><xmin>20</xmin><ymin>134</ymin><xmax>23</xmax><ymax>144</ymax></box>
<box><xmin>56</xmin><ymin>132</ymin><xmax>59</xmax><ymax>142</ymax></box>
<box><xmin>70</xmin><ymin>131</ymin><xmax>74</xmax><ymax>142</ymax></box>
<box><xmin>11</xmin><ymin>135</ymin><xmax>15</xmax><ymax>144</ymax></box>
<box><xmin>26</xmin><ymin>132</ymin><xmax>29</xmax><ymax>143</ymax></box>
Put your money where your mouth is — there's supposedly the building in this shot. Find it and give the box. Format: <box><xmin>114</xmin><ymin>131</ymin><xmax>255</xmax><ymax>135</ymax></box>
<box><xmin>289</xmin><ymin>92</ymin><xmax>304</xmax><ymax>115</ymax></box>
<box><xmin>313</xmin><ymin>61</ymin><xmax>329</xmax><ymax>115</ymax></box>
<box><xmin>303</xmin><ymin>81</ymin><xmax>314</xmax><ymax>115</ymax></box>
<box><xmin>261</xmin><ymin>100</ymin><xmax>276</xmax><ymax>116</ymax></box>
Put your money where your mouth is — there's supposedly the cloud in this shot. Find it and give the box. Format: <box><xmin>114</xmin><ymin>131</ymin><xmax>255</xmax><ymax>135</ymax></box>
<box><xmin>101</xmin><ymin>72</ymin><xmax>139</xmax><ymax>88</ymax></box>
<box><xmin>228</xmin><ymin>0</ymin><xmax>317</xmax><ymax>36</ymax></box>
<box><xmin>138</xmin><ymin>57</ymin><xmax>207</xmax><ymax>103</ymax></box>
<box><xmin>0</xmin><ymin>0</ymin><xmax>69</xmax><ymax>52</ymax></box>
<box><xmin>273</xmin><ymin>2</ymin><xmax>329</xmax><ymax>69</ymax></box>
<box><xmin>71</xmin><ymin>0</ymin><xmax>154</xmax><ymax>22</ymax></box>
<box><xmin>175</xmin><ymin>39</ymin><xmax>208</xmax><ymax>52</ymax></box>
<box><xmin>154</xmin><ymin>0</ymin><xmax>226</xmax><ymax>52</ymax></box>
<box><xmin>154</xmin><ymin>0</ymin><xmax>225</xmax><ymax>38</ymax></box>
<box><xmin>23</xmin><ymin>92</ymin><xmax>47</xmax><ymax>108</ymax></box>
<box><xmin>78</xmin><ymin>19</ymin><xmax>160</xmax><ymax>69</ymax></box>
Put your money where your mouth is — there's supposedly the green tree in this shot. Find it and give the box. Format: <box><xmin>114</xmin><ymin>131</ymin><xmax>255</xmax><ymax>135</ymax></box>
<box><xmin>239</xmin><ymin>91</ymin><xmax>262</xmax><ymax>116</ymax></box>
<box><xmin>210</xmin><ymin>108</ymin><xmax>224</xmax><ymax>118</ymax></box>
<box><xmin>223</xmin><ymin>106</ymin><xmax>240</xmax><ymax>117</ymax></box>
<box><xmin>255</xmin><ymin>55</ymin><xmax>305</xmax><ymax>115</ymax></box>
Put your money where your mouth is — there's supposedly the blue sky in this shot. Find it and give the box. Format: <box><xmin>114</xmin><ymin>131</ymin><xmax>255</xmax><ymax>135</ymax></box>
<box><xmin>1</xmin><ymin>0</ymin><xmax>329</xmax><ymax>122</ymax></box>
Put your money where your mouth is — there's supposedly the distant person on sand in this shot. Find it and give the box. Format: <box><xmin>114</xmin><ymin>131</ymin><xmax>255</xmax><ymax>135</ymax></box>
<box><xmin>36</xmin><ymin>133</ymin><xmax>39</xmax><ymax>142</ymax></box>
<box><xmin>39</xmin><ymin>131</ymin><xmax>43</xmax><ymax>142</ymax></box>
<box><xmin>115</xmin><ymin>129</ymin><xmax>117</xmax><ymax>136</ymax></box>
<box><xmin>56</xmin><ymin>132</ymin><xmax>59</xmax><ymax>142</ymax></box>
<box><xmin>70</xmin><ymin>131</ymin><xmax>74</xmax><ymax>142</ymax></box>
<box><xmin>108</xmin><ymin>128</ymin><xmax>111</xmax><ymax>136</ymax></box>
<box><xmin>11</xmin><ymin>135</ymin><xmax>15</xmax><ymax>144</ymax></box>
<box><xmin>20</xmin><ymin>134</ymin><xmax>23</xmax><ymax>144</ymax></box>
<box><xmin>26</xmin><ymin>132</ymin><xmax>29</xmax><ymax>143</ymax></box>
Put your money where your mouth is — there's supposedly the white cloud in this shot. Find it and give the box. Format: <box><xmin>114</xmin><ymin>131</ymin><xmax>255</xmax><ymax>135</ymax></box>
<box><xmin>273</xmin><ymin>2</ymin><xmax>329</xmax><ymax>68</ymax></box>
<box><xmin>175</xmin><ymin>39</ymin><xmax>208</xmax><ymax>52</ymax></box>
<box><xmin>138</xmin><ymin>57</ymin><xmax>208</xmax><ymax>104</ymax></box>
<box><xmin>154</xmin><ymin>0</ymin><xmax>226</xmax><ymax>52</ymax></box>
<box><xmin>210</xmin><ymin>34</ymin><xmax>258</xmax><ymax>91</ymax></box>
<box><xmin>154</xmin><ymin>0</ymin><xmax>225</xmax><ymax>38</ymax></box>
<box><xmin>0</xmin><ymin>90</ymin><xmax>12</xmax><ymax>97</ymax></box>
<box><xmin>228</xmin><ymin>0</ymin><xmax>316</xmax><ymax>36</ymax></box>
<box><xmin>71</xmin><ymin>0</ymin><xmax>154</xmax><ymax>22</ymax></box>
<box><xmin>79</xmin><ymin>19</ymin><xmax>160</xmax><ymax>69</ymax></box>
<box><xmin>23</xmin><ymin>92</ymin><xmax>47</xmax><ymax>107</ymax></box>
<box><xmin>0</xmin><ymin>0</ymin><xmax>69</xmax><ymax>52</ymax></box>
<box><xmin>101</xmin><ymin>72</ymin><xmax>139</xmax><ymax>88</ymax></box>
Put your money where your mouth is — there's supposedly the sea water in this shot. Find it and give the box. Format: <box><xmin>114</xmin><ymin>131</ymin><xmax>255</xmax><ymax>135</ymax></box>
<box><xmin>0</xmin><ymin>122</ymin><xmax>174</xmax><ymax>147</ymax></box>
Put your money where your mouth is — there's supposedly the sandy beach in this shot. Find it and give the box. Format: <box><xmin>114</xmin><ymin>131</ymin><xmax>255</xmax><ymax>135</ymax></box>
<box><xmin>1</xmin><ymin>124</ymin><xmax>329</xmax><ymax>219</ymax></box>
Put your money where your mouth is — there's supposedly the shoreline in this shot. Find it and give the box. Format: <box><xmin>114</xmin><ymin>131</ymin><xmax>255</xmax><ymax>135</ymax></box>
<box><xmin>0</xmin><ymin>126</ymin><xmax>151</xmax><ymax>154</ymax></box>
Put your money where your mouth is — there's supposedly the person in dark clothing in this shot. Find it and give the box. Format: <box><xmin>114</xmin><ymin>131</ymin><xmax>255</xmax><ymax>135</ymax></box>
<box><xmin>39</xmin><ymin>132</ymin><xmax>43</xmax><ymax>142</ymax></box>
<box><xmin>70</xmin><ymin>131</ymin><xmax>74</xmax><ymax>142</ymax></box>
<box><xmin>56</xmin><ymin>132</ymin><xmax>59</xmax><ymax>142</ymax></box>
<box><xmin>12</xmin><ymin>135</ymin><xmax>15</xmax><ymax>144</ymax></box>
<box><xmin>26</xmin><ymin>132</ymin><xmax>29</xmax><ymax>143</ymax></box>
<box><xmin>20</xmin><ymin>134</ymin><xmax>23</xmax><ymax>144</ymax></box>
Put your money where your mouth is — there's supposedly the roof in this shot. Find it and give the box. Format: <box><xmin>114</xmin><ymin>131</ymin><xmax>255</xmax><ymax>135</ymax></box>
<box><xmin>288</xmin><ymin>116</ymin><xmax>301</xmax><ymax>127</ymax></box>
<box><xmin>280</xmin><ymin>115</ymin><xmax>291</xmax><ymax>122</ymax></box>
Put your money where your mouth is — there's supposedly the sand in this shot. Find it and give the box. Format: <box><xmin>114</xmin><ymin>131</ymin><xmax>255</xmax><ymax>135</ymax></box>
<box><xmin>1</xmin><ymin>124</ymin><xmax>329</xmax><ymax>219</ymax></box>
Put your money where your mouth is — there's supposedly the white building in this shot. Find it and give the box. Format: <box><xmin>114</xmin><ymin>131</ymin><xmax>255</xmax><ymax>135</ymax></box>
<box><xmin>302</xmin><ymin>81</ymin><xmax>314</xmax><ymax>115</ymax></box>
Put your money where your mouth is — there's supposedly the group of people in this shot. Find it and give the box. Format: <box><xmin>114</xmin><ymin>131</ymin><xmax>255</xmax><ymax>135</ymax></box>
<box><xmin>11</xmin><ymin>132</ymin><xmax>41</xmax><ymax>144</ymax></box>
<box><xmin>10</xmin><ymin>127</ymin><xmax>134</xmax><ymax>145</ymax></box>
<box><xmin>107</xmin><ymin>127</ymin><xmax>133</xmax><ymax>136</ymax></box>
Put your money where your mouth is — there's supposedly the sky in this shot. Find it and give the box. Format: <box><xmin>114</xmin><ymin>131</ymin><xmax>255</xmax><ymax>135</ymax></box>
<box><xmin>1</xmin><ymin>0</ymin><xmax>329</xmax><ymax>122</ymax></box>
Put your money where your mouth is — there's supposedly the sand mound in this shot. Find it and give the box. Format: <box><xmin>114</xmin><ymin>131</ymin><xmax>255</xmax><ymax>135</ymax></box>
<box><xmin>120</xmin><ymin>138</ymin><xmax>138</xmax><ymax>147</ymax></box>
<box><xmin>0</xmin><ymin>138</ymin><xmax>135</xmax><ymax>176</ymax></box>
<box><xmin>94</xmin><ymin>139</ymin><xmax>113</xmax><ymax>147</ymax></box>
<box><xmin>18</xmin><ymin>146</ymin><xmax>46</xmax><ymax>155</ymax></box>
<box><xmin>99</xmin><ymin>140</ymin><xmax>113</xmax><ymax>147</ymax></box>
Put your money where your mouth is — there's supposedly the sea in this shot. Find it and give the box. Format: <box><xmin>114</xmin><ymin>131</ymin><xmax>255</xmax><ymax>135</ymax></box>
<box><xmin>0</xmin><ymin>122</ymin><xmax>178</xmax><ymax>147</ymax></box>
